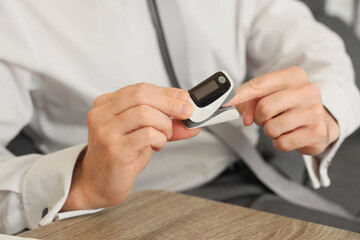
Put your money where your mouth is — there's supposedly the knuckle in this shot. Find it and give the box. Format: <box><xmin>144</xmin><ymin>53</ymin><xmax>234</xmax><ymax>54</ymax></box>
<box><xmin>165</xmin><ymin>87</ymin><xmax>178</xmax><ymax>97</ymax></box>
<box><xmin>274</xmin><ymin>137</ymin><xmax>292</xmax><ymax>152</ymax></box>
<box><xmin>153</xmin><ymin>133</ymin><xmax>168</xmax><ymax>152</ymax></box>
<box><xmin>302</xmin><ymin>143</ymin><xmax>326</xmax><ymax>156</ymax></box>
<box><xmin>289</xmin><ymin>66</ymin><xmax>307</xmax><ymax>82</ymax></box>
<box><xmin>112</xmin><ymin>93</ymin><xmax>124</xmax><ymax>106</ymax></box>
<box><xmin>93</xmin><ymin>95</ymin><xmax>104</xmax><ymax>107</ymax></box>
<box><xmin>133</xmin><ymin>90</ymin><xmax>147</xmax><ymax>104</ymax></box>
<box><xmin>289</xmin><ymin>66</ymin><xmax>304</xmax><ymax>74</ymax></box>
<box><xmin>305</xmin><ymin>83</ymin><xmax>321</xmax><ymax>99</ymax></box>
<box><xmin>263</xmin><ymin>121</ymin><xmax>277</xmax><ymax>138</ymax></box>
<box><xmin>87</xmin><ymin>109</ymin><xmax>99</xmax><ymax>126</ymax></box>
<box><xmin>133</xmin><ymin>83</ymin><xmax>151</xmax><ymax>103</ymax></box>
<box><xmin>166</xmin><ymin>98</ymin><xmax>178</xmax><ymax>113</ymax></box>
<box><xmin>159</xmin><ymin>133</ymin><xmax>167</xmax><ymax>146</ymax></box>
<box><xmin>135</xmin><ymin>82</ymin><xmax>150</xmax><ymax>91</ymax></box>
<box><xmin>314</xmin><ymin>124</ymin><xmax>328</xmax><ymax>140</ymax></box>
<box><xmin>311</xmin><ymin>145</ymin><xmax>326</xmax><ymax>156</ymax></box>
<box><xmin>163</xmin><ymin>118</ymin><xmax>173</xmax><ymax>139</ymax></box>
<box><xmin>255</xmin><ymin>99</ymin><xmax>270</xmax><ymax>125</ymax></box>
<box><xmin>93</xmin><ymin>92</ymin><xmax>115</xmax><ymax>107</ymax></box>
<box><xmin>136</xmin><ymin>105</ymin><xmax>153</xmax><ymax>120</ymax></box>
<box><xmin>165</xmin><ymin>117</ymin><xmax>173</xmax><ymax>130</ymax></box>
<box><xmin>312</xmin><ymin>104</ymin><xmax>324</xmax><ymax>119</ymax></box>
<box><xmin>143</xmin><ymin>127</ymin><xmax>158</xmax><ymax>140</ymax></box>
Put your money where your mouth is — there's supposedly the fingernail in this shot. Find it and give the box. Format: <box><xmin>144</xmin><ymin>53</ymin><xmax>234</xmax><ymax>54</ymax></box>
<box><xmin>180</xmin><ymin>103</ymin><xmax>192</xmax><ymax>117</ymax></box>
<box><xmin>175</xmin><ymin>90</ymin><xmax>189</xmax><ymax>101</ymax></box>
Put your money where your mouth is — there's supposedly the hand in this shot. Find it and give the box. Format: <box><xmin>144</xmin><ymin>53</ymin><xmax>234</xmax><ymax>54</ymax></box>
<box><xmin>62</xmin><ymin>83</ymin><xmax>200</xmax><ymax>211</ymax></box>
<box><xmin>224</xmin><ymin>66</ymin><xmax>339</xmax><ymax>156</ymax></box>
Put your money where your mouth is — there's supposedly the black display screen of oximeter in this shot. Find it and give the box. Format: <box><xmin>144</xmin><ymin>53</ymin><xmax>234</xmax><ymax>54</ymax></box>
<box><xmin>192</xmin><ymin>80</ymin><xmax>218</xmax><ymax>100</ymax></box>
<box><xmin>189</xmin><ymin>72</ymin><xmax>231</xmax><ymax>108</ymax></box>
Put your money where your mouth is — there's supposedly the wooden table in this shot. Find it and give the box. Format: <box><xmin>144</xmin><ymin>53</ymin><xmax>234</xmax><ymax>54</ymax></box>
<box><xmin>19</xmin><ymin>190</ymin><xmax>360</xmax><ymax>239</ymax></box>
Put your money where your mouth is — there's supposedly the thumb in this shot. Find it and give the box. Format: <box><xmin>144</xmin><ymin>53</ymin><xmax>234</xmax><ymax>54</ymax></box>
<box><xmin>235</xmin><ymin>99</ymin><xmax>258</xmax><ymax>126</ymax></box>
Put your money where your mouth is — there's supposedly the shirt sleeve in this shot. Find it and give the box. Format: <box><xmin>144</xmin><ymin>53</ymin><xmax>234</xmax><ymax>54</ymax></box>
<box><xmin>0</xmin><ymin>61</ymin><xmax>102</xmax><ymax>235</ymax></box>
<box><xmin>0</xmin><ymin>145</ymin><xmax>85</xmax><ymax>234</ymax></box>
<box><xmin>0</xmin><ymin>4</ymin><xmax>105</xmax><ymax>233</ymax></box>
<box><xmin>247</xmin><ymin>0</ymin><xmax>360</xmax><ymax>188</ymax></box>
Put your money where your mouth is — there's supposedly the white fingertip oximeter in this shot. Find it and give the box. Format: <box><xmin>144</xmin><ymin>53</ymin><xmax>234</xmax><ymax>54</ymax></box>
<box><xmin>182</xmin><ymin>71</ymin><xmax>240</xmax><ymax>129</ymax></box>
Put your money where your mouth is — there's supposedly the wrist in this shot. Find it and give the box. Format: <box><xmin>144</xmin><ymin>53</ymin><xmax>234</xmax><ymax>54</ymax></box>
<box><xmin>61</xmin><ymin>146</ymin><xmax>89</xmax><ymax>212</ymax></box>
<box><xmin>323</xmin><ymin>107</ymin><xmax>339</xmax><ymax>148</ymax></box>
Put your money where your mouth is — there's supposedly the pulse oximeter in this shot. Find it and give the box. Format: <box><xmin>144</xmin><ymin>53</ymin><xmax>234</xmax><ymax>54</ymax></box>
<box><xmin>182</xmin><ymin>71</ymin><xmax>240</xmax><ymax>129</ymax></box>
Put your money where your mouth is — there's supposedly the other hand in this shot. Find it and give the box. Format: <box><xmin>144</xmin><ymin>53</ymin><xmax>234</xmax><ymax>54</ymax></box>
<box><xmin>224</xmin><ymin>66</ymin><xmax>339</xmax><ymax>156</ymax></box>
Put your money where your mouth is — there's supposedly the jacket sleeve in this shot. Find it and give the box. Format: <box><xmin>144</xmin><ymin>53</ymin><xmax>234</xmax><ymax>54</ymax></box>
<box><xmin>246</xmin><ymin>0</ymin><xmax>360</xmax><ymax>188</ymax></box>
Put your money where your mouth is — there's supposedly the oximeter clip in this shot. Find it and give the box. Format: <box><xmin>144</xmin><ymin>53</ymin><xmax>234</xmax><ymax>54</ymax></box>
<box><xmin>182</xmin><ymin>71</ymin><xmax>240</xmax><ymax>129</ymax></box>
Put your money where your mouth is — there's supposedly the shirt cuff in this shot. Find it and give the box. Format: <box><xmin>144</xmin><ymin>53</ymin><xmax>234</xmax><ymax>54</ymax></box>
<box><xmin>21</xmin><ymin>144</ymin><xmax>88</xmax><ymax>229</ymax></box>
<box><xmin>54</xmin><ymin>208</ymin><xmax>103</xmax><ymax>221</ymax></box>
<box><xmin>302</xmin><ymin>79</ymin><xmax>355</xmax><ymax>189</ymax></box>
<box><xmin>302</xmin><ymin>136</ymin><xmax>343</xmax><ymax>189</ymax></box>
<box><xmin>0</xmin><ymin>234</ymin><xmax>39</xmax><ymax>240</ymax></box>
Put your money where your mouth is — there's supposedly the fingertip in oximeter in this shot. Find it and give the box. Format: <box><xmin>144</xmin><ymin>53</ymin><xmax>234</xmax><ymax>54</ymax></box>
<box><xmin>182</xmin><ymin>71</ymin><xmax>240</xmax><ymax>129</ymax></box>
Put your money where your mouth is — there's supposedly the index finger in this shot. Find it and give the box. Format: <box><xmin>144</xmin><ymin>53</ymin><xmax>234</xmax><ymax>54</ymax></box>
<box><xmin>105</xmin><ymin>82</ymin><xmax>194</xmax><ymax>119</ymax></box>
<box><xmin>223</xmin><ymin>66</ymin><xmax>307</xmax><ymax>107</ymax></box>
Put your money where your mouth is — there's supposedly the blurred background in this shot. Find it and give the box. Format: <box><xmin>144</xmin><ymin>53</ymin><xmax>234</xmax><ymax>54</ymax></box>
<box><xmin>325</xmin><ymin>0</ymin><xmax>360</xmax><ymax>37</ymax></box>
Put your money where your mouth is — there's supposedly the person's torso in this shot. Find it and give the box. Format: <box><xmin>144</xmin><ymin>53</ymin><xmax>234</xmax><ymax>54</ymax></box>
<box><xmin>1</xmin><ymin>0</ymin><xmax>260</xmax><ymax>191</ymax></box>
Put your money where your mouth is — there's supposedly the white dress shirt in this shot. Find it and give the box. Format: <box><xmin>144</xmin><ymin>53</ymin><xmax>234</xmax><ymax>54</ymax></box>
<box><xmin>0</xmin><ymin>0</ymin><xmax>359</xmax><ymax>235</ymax></box>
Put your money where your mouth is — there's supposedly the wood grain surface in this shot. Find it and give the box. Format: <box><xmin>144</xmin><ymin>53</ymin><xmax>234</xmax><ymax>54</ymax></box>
<box><xmin>19</xmin><ymin>190</ymin><xmax>360</xmax><ymax>239</ymax></box>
